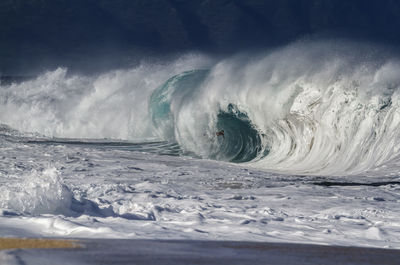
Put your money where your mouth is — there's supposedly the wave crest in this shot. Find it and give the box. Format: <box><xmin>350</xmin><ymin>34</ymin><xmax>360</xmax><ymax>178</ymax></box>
<box><xmin>2</xmin><ymin>41</ymin><xmax>400</xmax><ymax>174</ymax></box>
<box><xmin>151</xmin><ymin>41</ymin><xmax>400</xmax><ymax>174</ymax></box>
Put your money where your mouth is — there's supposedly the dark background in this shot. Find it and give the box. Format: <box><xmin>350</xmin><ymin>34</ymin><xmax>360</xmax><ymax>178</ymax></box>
<box><xmin>1</xmin><ymin>0</ymin><xmax>400</xmax><ymax>74</ymax></box>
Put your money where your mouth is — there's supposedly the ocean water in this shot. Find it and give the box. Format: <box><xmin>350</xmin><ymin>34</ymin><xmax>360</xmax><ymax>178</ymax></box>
<box><xmin>0</xmin><ymin>41</ymin><xmax>399</xmax><ymax>248</ymax></box>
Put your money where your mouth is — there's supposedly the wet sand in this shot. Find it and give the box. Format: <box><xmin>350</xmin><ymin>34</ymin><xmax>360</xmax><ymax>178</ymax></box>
<box><xmin>1</xmin><ymin>238</ymin><xmax>399</xmax><ymax>265</ymax></box>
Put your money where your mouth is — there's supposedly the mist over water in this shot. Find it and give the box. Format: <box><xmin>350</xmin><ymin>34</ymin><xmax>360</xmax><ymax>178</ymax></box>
<box><xmin>0</xmin><ymin>54</ymin><xmax>212</xmax><ymax>140</ymax></box>
<box><xmin>2</xmin><ymin>40</ymin><xmax>400</xmax><ymax>175</ymax></box>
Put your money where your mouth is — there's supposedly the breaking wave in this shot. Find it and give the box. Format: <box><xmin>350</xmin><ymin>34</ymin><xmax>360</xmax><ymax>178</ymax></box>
<box><xmin>2</xmin><ymin>41</ymin><xmax>400</xmax><ymax>174</ymax></box>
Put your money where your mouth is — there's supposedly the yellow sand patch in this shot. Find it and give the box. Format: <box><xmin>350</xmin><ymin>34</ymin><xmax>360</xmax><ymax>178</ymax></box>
<box><xmin>0</xmin><ymin>238</ymin><xmax>80</xmax><ymax>249</ymax></box>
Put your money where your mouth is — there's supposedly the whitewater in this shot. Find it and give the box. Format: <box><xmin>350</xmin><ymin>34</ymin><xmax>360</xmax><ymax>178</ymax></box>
<box><xmin>0</xmin><ymin>41</ymin><xmax>399</xmax><ymax>248</ymax></box>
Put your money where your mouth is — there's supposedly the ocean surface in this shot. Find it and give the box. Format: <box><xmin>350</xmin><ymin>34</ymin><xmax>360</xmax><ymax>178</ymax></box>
<box><xmin>0</xmin><ymin>40</ymin><xmax>399</xmax><ymax>248</ymax></box>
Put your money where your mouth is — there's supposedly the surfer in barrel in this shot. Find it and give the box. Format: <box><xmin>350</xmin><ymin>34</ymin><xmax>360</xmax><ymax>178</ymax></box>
<box><xmin>216</xmin><ymin>130</ymin><xmax>225</xmax><ymax>139</ymax></box>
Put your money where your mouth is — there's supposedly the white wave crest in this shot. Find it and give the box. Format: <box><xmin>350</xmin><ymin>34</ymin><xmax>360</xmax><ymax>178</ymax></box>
<box><xmin>170</xmin><ymin>41</ymin><xmax>400</xmax><ymax>174</ymax></box>
<box><xmin>0</xmin><ymin>54</ymin><xmax>211</xmax><ymax>140</ymax></box>
<box><xmin>2</xmin><ymin>41</ymin><xmax>400</xmax><ymax>174</ymax></box>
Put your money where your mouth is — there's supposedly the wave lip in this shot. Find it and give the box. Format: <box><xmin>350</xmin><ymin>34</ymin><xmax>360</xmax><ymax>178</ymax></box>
<box><xmin>150</xmin><ymin>69</ymin><xmax>209</xmax><ymax>140</ymax></box>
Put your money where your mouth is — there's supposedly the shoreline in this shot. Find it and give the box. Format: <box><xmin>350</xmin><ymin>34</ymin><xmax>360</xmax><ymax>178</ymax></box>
<box><xmin>1</xmin><ymin>238</ymin><xmax>399</xmax><ymax>265</ymax></box>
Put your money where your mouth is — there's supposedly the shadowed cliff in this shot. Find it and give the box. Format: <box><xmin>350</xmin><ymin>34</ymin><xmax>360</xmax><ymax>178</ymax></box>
<box><xmin>1</xmin><ymin>0</ymin><xmax>400</xmax><ymax>74</ymax></box>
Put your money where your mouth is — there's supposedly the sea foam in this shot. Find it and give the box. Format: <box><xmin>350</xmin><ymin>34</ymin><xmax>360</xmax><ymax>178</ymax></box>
<box><xmin>0</xmin><ymin>167</ymin><xmax>73</xmax><ymax>216</ymax></box>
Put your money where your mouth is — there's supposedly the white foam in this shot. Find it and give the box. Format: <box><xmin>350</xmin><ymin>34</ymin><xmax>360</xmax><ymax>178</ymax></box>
<box><xmin>0</xmin><ymin>149</ymin><xmax>398</xmax><ymax>248</ymax></box>
<box><xmin>0</xmin><ymin>168</ymin><xmax>73</xmax><ymax>216</ymax></box>
<box><xmin>0</xmin><ymin>54</ymin><xmax>211</xmax><ymax>140</ymax></box>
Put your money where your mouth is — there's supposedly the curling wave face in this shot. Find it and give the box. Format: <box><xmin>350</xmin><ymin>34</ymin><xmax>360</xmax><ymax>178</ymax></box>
<box><xmin>2</xmin><ymin>41</ymin><xmax>400</xmax><ymax>174</ymax></box>
<box><xmin>150</xmin><ymin>41</ymin><xmax>400</xmax><ymax>174</ymax></box>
